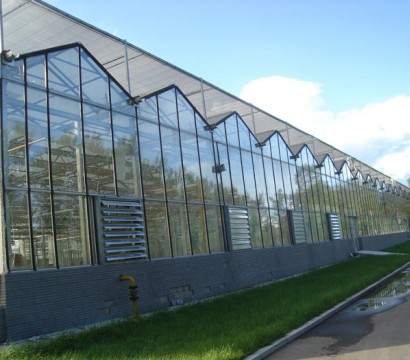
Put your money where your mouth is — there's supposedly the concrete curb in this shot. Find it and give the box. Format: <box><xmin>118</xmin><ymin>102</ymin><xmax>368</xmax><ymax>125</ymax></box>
<box><xmin>244</xmin><ymin>260</ymin><xmax>410</xmax><ymax>360</ymax></box>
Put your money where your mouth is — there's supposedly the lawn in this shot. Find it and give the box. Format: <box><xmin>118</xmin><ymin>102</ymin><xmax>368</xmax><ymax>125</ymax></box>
<box><xmin>2</xmin><ymin>242</ymin><xmax>410</xmax><ymax>360</ymax></box>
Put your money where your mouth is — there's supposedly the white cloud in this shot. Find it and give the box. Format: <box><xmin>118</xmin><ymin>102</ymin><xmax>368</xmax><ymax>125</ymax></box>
<box><xmin>240</xmin><ymin>76</ymin><xmax>410</xmax><ymax>185</ymax></box>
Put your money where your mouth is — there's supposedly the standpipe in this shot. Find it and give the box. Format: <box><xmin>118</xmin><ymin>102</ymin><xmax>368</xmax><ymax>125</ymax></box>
<box><xmin>119</xmin><ymin>275</ymin><xmax>138</xmax><ymax>319</ymax></box>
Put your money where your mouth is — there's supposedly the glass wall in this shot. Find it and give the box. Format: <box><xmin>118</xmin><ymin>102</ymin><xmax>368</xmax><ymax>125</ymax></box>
<box><xmin>1</xmin><ymin>43</ymin><xmax>409</xmax><ymax>272</ymax></box>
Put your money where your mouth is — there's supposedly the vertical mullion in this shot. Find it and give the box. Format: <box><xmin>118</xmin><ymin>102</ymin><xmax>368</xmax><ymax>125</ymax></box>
<box><xmin>156</xmin><ymin>95</ymin><xmax>173</xmax><ymax>258</ymax></box>
<box><xmin>23</xmin><ymin>58</ymin><xmax>36</xmax><ymax>270</ymax></box>
<box><xmin>175</xmin><ymin>90</ymin><xmax>193</xmax><ymax>255</ymax></box>
<box><xmin>45</xmin><ymin>52</ymin><xmax>59</xmax><ymax>269</ymax></box>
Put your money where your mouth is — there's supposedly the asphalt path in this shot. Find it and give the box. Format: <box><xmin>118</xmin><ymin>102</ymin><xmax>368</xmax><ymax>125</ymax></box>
<box><xmin>267</xmin><ymin>277</ymin><xmax>410</xmax><ymax>360</ymax></box>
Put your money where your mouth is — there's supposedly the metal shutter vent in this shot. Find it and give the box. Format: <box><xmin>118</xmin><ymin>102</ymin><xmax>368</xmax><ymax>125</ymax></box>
<box><xmin>288</xmin><ymin>210</ymin><xmax>307</xmax><ymax>244</ymax></box>
<box><xmin>97</xmin><ymin>198</ymin><xmax>146</xmax><ymax>262</ymax></box>
<box><xmin>224</xmin><ymin>206</ymin><xmax>251</xmax><ymax>251</ymax></box>
<box><xmin>327</xmin><ymin>213</ymin><xmax>341</xmax><ymax>240</ymax></box>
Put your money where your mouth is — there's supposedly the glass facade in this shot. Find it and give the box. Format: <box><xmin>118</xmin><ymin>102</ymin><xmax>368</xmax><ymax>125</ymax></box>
<box><xmin>1</xmin><ymin>43</ymin><xmax>409</xmax><ymax>272</ymax></box>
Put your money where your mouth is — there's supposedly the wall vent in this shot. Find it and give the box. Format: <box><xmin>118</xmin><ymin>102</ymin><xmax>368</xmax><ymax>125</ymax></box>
<box><xmin>288</xmin><ymin>210</ymin><xmax>307</xmax><ymax>244</ymax></box>
<box><xmin>327</xmin><ymin>213</ymin><xmax>341</xmax><ymax>240</ymax></box>
<box><xmin>224</xmin><ymin>206</ymin><xmax>251</xmax><ymax>251</ymax></box>
<box><xmin>96</xmin><ymin>198</ymin><xmax>146</xmax><ymax>262</ymax></box>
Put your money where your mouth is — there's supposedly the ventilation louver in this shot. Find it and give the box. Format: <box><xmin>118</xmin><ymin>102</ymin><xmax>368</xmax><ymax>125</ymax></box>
<box><xmin>224</xmin><ymin>206</ymin><xmax>251</xmax><ymax>251</ymax></box>
<box><xmin>288</xmin><ymin>210</ymin><xmax>307</xmax><ymax>244</ymax></box>
<box><xmin>327</xmin><ymin>213</ymin><xmax>341</xmax><ymax>240</ymax></box>
<box><xmin>97</xmin><ymin>198</ymin><xmax>146</xmax><ymax>262</ymax></box>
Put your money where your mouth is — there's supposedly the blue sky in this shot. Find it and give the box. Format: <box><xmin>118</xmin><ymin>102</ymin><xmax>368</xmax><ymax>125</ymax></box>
<box><xmin>46</xmin><ymin>0</ymin><xmax>410</xmax><ymax>185</ymax></box>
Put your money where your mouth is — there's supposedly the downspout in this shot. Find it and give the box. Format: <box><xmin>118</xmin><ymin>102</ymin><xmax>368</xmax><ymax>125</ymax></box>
<box><xmin>119</xmin><ymin>275</ymin><xmax>138</xmax><ymax>319</ymax></box>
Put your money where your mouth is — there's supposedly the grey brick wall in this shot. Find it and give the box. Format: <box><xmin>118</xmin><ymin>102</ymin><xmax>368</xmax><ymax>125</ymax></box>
<box><xmin>0</xmin><ymin>232</ymin><xmax>407</xmax><ymax>342</ymax></box>
<box><xmin>359</xmin><ymin>232</ymin><xmax>409</xmax><ymax>251</ymax></box>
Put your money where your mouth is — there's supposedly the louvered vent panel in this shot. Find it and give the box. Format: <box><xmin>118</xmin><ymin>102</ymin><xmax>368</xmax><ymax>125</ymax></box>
<box><xmin>327</xmin><ymin>213</ymin><xmax>341</xmax><ymax>240</ymax></box>
<box><xmin>288</xmin><ymin>210</ymin><xmax>307</xmax><ymax>244</ymax></box>
<box><xmin>224</xmin><ymin>206</ymin><xmax>251</xmax><ymax>251</ymax></box>
<box><xmin>98</xmin><ymin>198</ymin><xmax>146</xmax><ymax>262</ymax></box>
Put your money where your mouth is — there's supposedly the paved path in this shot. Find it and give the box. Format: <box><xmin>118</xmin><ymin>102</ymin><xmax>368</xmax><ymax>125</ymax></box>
<box><xmin>267</xmin><ymin>286</ymin><xmax>410</xmax><ymax>359</ymax></box>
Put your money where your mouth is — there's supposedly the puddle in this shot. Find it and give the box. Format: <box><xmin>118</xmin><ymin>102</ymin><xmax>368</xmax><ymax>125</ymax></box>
<box><xmin>352</xmin><ymin>268</ymin><xmax>410</xmax><ymax>313</ymax></box>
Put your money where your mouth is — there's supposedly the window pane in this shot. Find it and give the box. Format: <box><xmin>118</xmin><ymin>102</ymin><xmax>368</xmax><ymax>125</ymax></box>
<box><xmin>270</xmin><ymin>208</ymin><xmax>283</xmax><ymax>246</ymax></box>
<box><xmin>279</xmin><ymin>210</ymin><xmax>291</xmax><ymax>245</ymax></box>
<box><xmin>81</xmin><ymin>49</ymin><xmax>109</xmax><ymax>106</ymax></box>
<box><xmin>31</xmin><ymin>192</ymin><xmax>55</xmax><ymax>268</ymax></box>
<box><xmin>217</xmin><ymin>144</ymin><xmax>233</xmax><ymax>205</ymax></box>
<box><xmin>168</xmin><ymin>202</ymin><xmax>190</xmax><ymax>256</ymax></box>
<box><xmin>83</xmin><ymin>104</ymin><xmax>115</xmax><ymax>194</ymax></box>
<box><xmin>161</xmin><ymin>127</ymin><xmax>185</xmax><ymax>200</ymax></box>
<box><xmin>198</xmin><ymin>138</ymin><xmax>219</xmax><ymax>203</ymax></box>
<box><xmin>273</xmin><ymin>160</ymin><xmax>286</xmax><ymax>209</ymax></box>
<box><xmin>54</xmin><ymin>194</ymin><xmax>90</xmax><ymax>267</ymax></box>
<box><xmin>48</xmin><ymin>47</ymin><xmax>80</xmax><ymax>98</ymax></box>
<box><xmin>237</xmin><ymin>120</ymin><xmax>252</xmax><ymax>150</ymax></box>
<box><xmin>181</xmin><ymin>132</ymin><xmax>202</xmax><ymax>202</ymax></box>
<box><xmin>113</xmin><ymin>112</ymin><xmax>141</xmax><ymax>197</ymax></box>
<box><xmin>49</xmin><ymin>94</ymin><xmax>85</xmax><ymax>192</ymax></box>
<box><xmin>110</xmin><ymin>80</ymin><xmax>134</xmax><ymax>115</ymax></box>
<box><xmin>253</xmin><ymin>152</ymin><xmax>267</xmax><ymax>207</ymax></box>
<box><xmin>242</xmin><ymin>150</ymin><xmax>257</xmax><ymax>205</ymax></box>
<box><xmin>27</xmin><ymin>87</ymin><xmax>50</xmax><ymax>189</ymax></box>
<box><xmin>27</xmin><ymin>55</ymin><xmax>46</xmax><ymax>89</ymax></box>
<box><xmin>225</xmin><ymin>115</ymin><xmax>239</xmax><ymax>147</ymax></box>
<box><xmin>3</xmin><ymin>81</ymin><xmax>27</xmax><ymax>188</ymax></box>
<box><xmin>2</xmin><ymin>58</ymin><xmax>24</xmax><ymax>82</ymax></box>
<box><xmin>139</xmin><ymin>120</ymin><xmax>165</xmax><ymax>199</ymax></box>
<box><xmin>137</xmin><ymin>96</ymin><xmax>158</xmax><ymax>123</ymax></box>
<box><xmin>249</xmin><ymin>207</ymin><xmax>263</xmax><ymax>248</ymax></box>
<box><xmin>260</xmin><ymin>207</ymin><xmax>273</xmax><ymax>247</ymax></box>
<box><xmin>6</xmin><ymin>190</ymin><xmax>32</xmax><ymax>270</ymax></box>
<box><xmin>205</xmin><ymin>205</ymin><xmax>225</xmax><ymax>253</ymax></box>
<box><xmin>177</xmin><ymin>92</ymin><xmax>196</xmax><ymax>133</ymax></box>
<box><xmin>229</xmin><ymin>147</ymin><xmax>245</xmax><ymax>205</ymax></box>
<box><xmin>145</xmin><ymin>201</ymin><xmax>171</xmax><ymax>258</ymax></box>
<box><xmin>188</xmin><ymin>204</ymin><xmax>209</xmax><ymax>254</ymax></box>
<box><xmin>158</xmin><ymin>89</ymin><xmax>177</xmax><ymax>127</ymax></box>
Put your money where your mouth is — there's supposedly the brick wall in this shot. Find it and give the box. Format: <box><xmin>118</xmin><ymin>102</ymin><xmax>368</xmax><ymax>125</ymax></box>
<box><xmin>0</xmin><ymin>233</ymin><xmax>407</xmax><ymax>342</ymax></box>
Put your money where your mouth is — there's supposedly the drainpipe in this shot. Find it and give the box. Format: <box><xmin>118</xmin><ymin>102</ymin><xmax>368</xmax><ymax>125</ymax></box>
<box><xmin>119</xmin><ymin>275</ymin><xmax>138</xmax><ymax>319</ymax></box>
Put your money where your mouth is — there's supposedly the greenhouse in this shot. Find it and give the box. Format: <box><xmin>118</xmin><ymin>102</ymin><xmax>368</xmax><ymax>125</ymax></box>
<box><xmin>0</xmin><ymin>0</ymin><xmax>409</xmax><ymax>341</ymax></box>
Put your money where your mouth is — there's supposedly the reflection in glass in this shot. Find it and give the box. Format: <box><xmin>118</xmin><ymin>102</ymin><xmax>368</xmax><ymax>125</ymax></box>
<box><xmin>158</xmin><ymin>89</ymin><xmax>177</xmax><ymax>127</ymax></box>
<box><xmin>270</xmin><ymin>208</ymin><xmax>283</xmax><ymax>246</ymax></box>
<box><xmin>260</xmin><ymin>207</ymin><xmax>273</xmax><ymax>247</ymax></box>
<box><xmin>161</xmin><ymin>127</ymin><xmax>185</xmax><ymax>200</ymax></box>
<box><xmin>83</xmin><ymin>104</ymin><xmax>115</xmax><ymax>194</ymax></box>
<box><xmin>188</xmin><ymin>204</ymin><xmax>209</xmax><ymax>254</ymax></box>
<box><xmin>137</xmin><ymin>96</ymin><xmax>158</xmax><ymax>123</ymax></box>
<box><xmin>198</xmin><ymin>138</ymin><xmax>218</xmax><ymax>203</ymax></box>
<box><xmin>81</xmin><ymin>49</ymin><xmax>109</xmax><ymax>106</ymax></box>
<box><xmin>3</xmin><ymin>81</ymin><xmax>27</xmax><ymax>188</ymax></box>
<box><xmin>6</xmin><ymin>190</ymin><xmax>32</xmax><ymax>270</ymax></box>
<box><xmin>27</xmin><ymin>87</ymin><xmax>50</xmax><ymax>189</ymax></box>
<box><xmin>48</xmin><ymin>47</ymin><xmax>80</xmax><ymax>98</ymax></box>
<box><xmin>206</xmin><ymin>205</ymin><xmax>225</xmax><ymax>252</ymax></box>
<box><xmin>217</xmin><ymin>143</ymin><xmax>233</xmax><ymax>205</ymax></box>
<box><xmin>225</xmin><ymin>115</ymin><xmax>239</xmax><ymax>147</ymax></box>
<box><xmin>139</xmin><ymin>120</ymin><xmax>165</xmax><ymax>199</ymax></box>
<box><xmin>27</xmin><ymin>55</ymin><xmax>46</xmax><ymax>89</ymax></box>
<box><xmin>280</xmin><ymin>210</ymin><xmax>291</xmax><ymax>245</ymax></box>
<box><xmin>177</xmin><ymin>93</ymin><xmax>196</xmax><ymax>133</ymax></box>
<box><xmin>110</xmin><ymin>80</ymin><xmax>134</xmax><ymax>115</ymax></box>
<box><xmin>181</xmin><ymin>132</ymin><xmax>202</xmax><ymax>202</ymax></box>
<box><xmin>145</xmin><ymin>201</ymin><xmax>171</xmax><ymax>258</ymax></box>
<box><xmin>113</xmin><ymin>112</ymin><xmax>141</xmax><ymax>197</ymax></box>
<box><xmin>242</xmin><ymin>150</ymin><xmax>257</xmax><ymax>206</ymax></box>
<box><xmin>249</xmin><ymin>207</ymin><xmax>263</xmax><ymax>248</ymax></box>
<box><xmin>31</xmin><ymin>192</ymin><xmax>55</xmax><ymax>268</ymax></box>
<box><xmin>168</xmin><ymin>202</ymin><xmax>191</xmax><ymax>256</ymax></box>
<box><xmin>49</xmin><ymin>94</ymin><xmax>85</xmax><ymax>192</ymax></box>
<box><xmin>54</xmin><ymin>194</ymin><xmax>90</xmax><ymax>267</ymax></box>
<box><xmin>229</xmin><ymin>147</ymin><xmax>245</xmax><ymax>205</ymax></box>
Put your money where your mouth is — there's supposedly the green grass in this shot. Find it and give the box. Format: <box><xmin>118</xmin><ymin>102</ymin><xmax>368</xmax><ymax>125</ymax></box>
<box><xmin>2</xmin><ymin>243</ymin><xmax>410</xmax><ymax>360</ymax></box>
